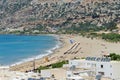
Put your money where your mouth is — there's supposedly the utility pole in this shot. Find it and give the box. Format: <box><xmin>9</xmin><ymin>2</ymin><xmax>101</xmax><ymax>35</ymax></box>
<box><xmin>33</xmin><ymin>59</ymin><xmax>35</xmax><ymax>71</ymax></box>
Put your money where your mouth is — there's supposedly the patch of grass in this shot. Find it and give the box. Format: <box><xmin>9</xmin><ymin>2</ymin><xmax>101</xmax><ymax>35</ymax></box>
<box><xmin>51</xmin><ymin>60</ymin><xmax>68</xmax><ymax>68</ymax></box>
<box><xmin>36</xmin><ymin>60</ymin><xmax>68</xmax><ymax>72</ymax></box>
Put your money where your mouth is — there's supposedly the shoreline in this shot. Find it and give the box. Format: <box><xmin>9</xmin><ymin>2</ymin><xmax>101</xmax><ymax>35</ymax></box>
<box><xmin>9</xmin><ymin>34</ymin><xmax>67</xmax><ymax>72</ymax></box>
<box><xmin>0</xmin><ymin>34</ymin><xmax>61</xmax><ymax>67</ymax></box>
<box><xmin>10</xmin><ymin>34</ymin><xmax>62</xmax><ymax>67</ymax></box>
<box><xmin>9</xmin><ymin>34</ymin><xmax>120</xmax><ymax>72</ymax></box>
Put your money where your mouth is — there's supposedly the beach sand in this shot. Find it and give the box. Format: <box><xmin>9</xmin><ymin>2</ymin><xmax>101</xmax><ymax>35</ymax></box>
<box><xmin>10</xmin><ymin>34</ymin><xmax>120</xmax><ymax>72</ymax></box>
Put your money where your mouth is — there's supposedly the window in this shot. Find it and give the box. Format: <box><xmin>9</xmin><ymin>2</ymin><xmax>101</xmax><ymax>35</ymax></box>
<box><xmin>110</xmin><ymin>73</ymin><xmax>112</xmax><ymax>76</ymax></box>
<box><xmin>110</xmin><ymin>65</ymin><xmax>112</xmax><ymax>68</ymax></box>
<box><xmin>74</xmin><ymin>73</ymin><xmax>79</xmax><ymax>75</ymax></box>
<box><xmin>87</xmin><ymin>63</ymin><xmax>90</xmax><ymax>65</ymax></box>
<box><xmin>94</xmin><ymin>64</ymin><xmax>96</xmax><ymax>67</ymax></box>
<box><xmin>92</xmin><ymin>64</ymin><xmax>96</xmax><ymax>67</ymax></box>
<box><xmin>99</xmin><ymin>72</ymin><xmax>104</xmax><ymax>75</ymax></box>
<box><xmin>68</xmin><ymin>74</ymin><xmax>71</xmax><ymax>77</ymax></box>
<box><xmin>101</xmin><ymin>65</ymin><xmax>103</xmax><ymax>68</ymax></box>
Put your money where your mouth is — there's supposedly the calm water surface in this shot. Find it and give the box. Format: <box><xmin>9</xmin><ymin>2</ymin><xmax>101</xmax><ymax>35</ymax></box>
<box><xmin>0</xmin><ymin>35</ymin><xmax>59</xmax><ymax>65</ymax></box>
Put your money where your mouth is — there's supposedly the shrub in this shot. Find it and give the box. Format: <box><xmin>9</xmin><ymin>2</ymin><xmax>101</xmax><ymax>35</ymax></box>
<box><xmin>109</xmin><ymin>53</ymin><xmax>120</xmax><ymax>61</ymax></box>
<box><xmin>51</xmin><ymin>60</ymin><xmax>68</xmax><ymax>68</ymax></box>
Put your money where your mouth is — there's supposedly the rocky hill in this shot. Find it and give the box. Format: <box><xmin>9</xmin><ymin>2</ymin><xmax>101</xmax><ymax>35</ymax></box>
<box><xmin>0</xmin><ymin>0</ymin><xmax>120</xmax><ymax>34</ymax></box>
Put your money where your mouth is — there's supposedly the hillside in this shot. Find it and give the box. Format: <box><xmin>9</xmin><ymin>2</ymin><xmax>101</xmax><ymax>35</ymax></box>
<box><xmin>0</xmin><ymin>0</ymin><xmax>120</xmax><ymax>34</ymax></box>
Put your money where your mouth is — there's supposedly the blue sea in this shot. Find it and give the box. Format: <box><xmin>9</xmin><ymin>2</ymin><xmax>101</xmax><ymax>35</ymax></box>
<box><xmin>0</xmin><ymin>34</ymin><xmax>60</xmax><ymax>66</ymax></box>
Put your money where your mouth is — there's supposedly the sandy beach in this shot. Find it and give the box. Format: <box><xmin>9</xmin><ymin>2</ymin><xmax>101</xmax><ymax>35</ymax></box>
<box><xmin>9</xmin><ymin>34</ymin><xmax>120</xmax><ymax>72</ymax></box>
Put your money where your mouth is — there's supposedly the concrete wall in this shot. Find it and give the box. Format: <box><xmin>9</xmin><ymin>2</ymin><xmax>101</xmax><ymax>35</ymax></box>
<box><xmin>111</xmin><ymin>61</ymin><xmax>120</xmax><ymax>80</ymax></box>
<box><xmin>69</xmin><ymin>60</ymin><xmax>80</xmax><ymax>66</ymax></box>
<box><xmin>96</xmin><ymin>62</ymin><xmax>112</xmax><ymax>78</ymax></box>
<box><xmin>68</xmin><ymin>60</ymin><xmax>120</xmax><ymax>79</ymax></box>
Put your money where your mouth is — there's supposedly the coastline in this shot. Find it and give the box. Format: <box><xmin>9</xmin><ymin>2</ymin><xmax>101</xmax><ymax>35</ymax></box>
<box><xmin>9</xmin><ymin>34</ymin><xmax>67</xmax><ymax>72</ymax></box>
<box><xmin>9</xmin><ymin>34</ymin><xmax>120</xmax><ymax>72</ymax></box>
<box><xmin>9</xmin><ymin>34</ymin><xmax>62</xmax><ymax>67</ymax></box>
<box><xmin>0</xmin><ymin>34</ymin><xmax>61</xmax><ymax>66</ymax></box>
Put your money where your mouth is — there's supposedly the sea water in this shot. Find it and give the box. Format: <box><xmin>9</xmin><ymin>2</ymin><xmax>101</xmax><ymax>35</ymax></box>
<box><xmin>0</xmin><ymin>34</ymin><xmax>60</xmax><ymax>66</ymax></box>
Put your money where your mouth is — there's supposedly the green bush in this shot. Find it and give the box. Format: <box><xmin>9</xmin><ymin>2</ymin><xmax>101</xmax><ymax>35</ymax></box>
<box><xmin>37</xmin><ymin>66</ymin><xmax>49</xmax><ymax>72</ymax></box>
<box><xmin>109</xmin><ymin>53</ymin><xmax>120</xmax><ymax>61</ymax></box>
<box><xmin>101</xmin><ymin>33</ymin><xmax>120</xmax><ymax>42</ymax></box>
<box><xmin>51</xmin><ymin>60</ymin><xmax>68</xmax><ymax>68</ymax></box>
<box><xmin>36</xmin><ymin>60</ymin><xmax>68</xmax><ymax>72</ymax></box>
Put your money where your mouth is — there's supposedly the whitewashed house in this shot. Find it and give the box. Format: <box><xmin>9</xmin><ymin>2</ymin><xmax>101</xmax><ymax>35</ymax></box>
<box><xmin>41</xmin><ymin>70</ymin><xmax>52</xmax><ymax>78</ymax></box>
<box><xmin>66</xmin><ymin>57</ymin><xmax>120</xmax><ymax>80</ymax></box>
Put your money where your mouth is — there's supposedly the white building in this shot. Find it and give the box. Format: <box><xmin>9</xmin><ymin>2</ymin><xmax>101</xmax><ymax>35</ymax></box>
<box><xmin>41</xmin><ymin>70</ymin><xmax>52</xmax><ymax>78</ymax></box>
<box><xmin>67</xmin><ymin>57</ymin><xmax>120</xmax><ymax>80</ymax></box>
